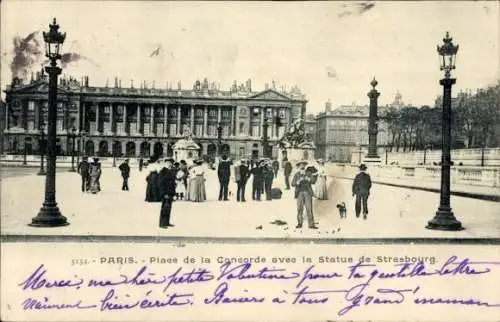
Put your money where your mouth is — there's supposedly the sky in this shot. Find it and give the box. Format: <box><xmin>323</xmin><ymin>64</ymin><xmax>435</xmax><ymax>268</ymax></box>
<box><xmin>1</xmin><ymin>1</ymin><xmax>499</xmax><ymax>113</ymax></box>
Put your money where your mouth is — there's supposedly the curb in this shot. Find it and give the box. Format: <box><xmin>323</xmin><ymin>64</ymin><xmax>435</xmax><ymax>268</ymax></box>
<box><xmin>332</xmin><ymin>176</ymin><xmax>500</xmax><ymax>202</ymax></box>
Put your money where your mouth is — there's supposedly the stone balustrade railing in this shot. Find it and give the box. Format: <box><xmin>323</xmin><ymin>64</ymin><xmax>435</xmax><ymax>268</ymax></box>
<box><xmin>326</xmin><ymin>163</ymin><xmax>500</xmax><ymax>188</ymax></box>
<box><xmin>385</xmin><ymin>148</ymin><xmax>500</xmax><ymax>167</ymax></box>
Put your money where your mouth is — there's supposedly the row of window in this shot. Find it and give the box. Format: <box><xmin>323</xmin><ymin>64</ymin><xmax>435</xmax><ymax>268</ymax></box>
<box><xmin>26</xmin><ymin>102</ymin><xmax>289</xmax><ymax>119</ymax></box>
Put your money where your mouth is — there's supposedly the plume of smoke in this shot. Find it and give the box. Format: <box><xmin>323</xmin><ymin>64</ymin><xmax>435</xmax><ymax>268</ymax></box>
<box><xmin>10</xmin><ymin>30</ymin><xmax>44</xmax><ymax>80</ymax></box>
<box><xmin>43</xmin><ymin>52</ymin><xmax>101</xmax><ymax>69</ymax></box>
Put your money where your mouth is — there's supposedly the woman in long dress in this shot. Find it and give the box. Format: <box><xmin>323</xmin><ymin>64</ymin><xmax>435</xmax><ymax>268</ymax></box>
<box><xmin>89</xmin><ymin>158</ymin><xmax>101</xmax><ymax>194</ymax></box>
<box><xmin>314</xmin><ymin>159</ymin><xmax>328</xmax><ymax>200</ymax></box>
<box><xmin>188</xmin><ymin>160</ymin><xmax>206</xmax><ymax>202</ymax></box>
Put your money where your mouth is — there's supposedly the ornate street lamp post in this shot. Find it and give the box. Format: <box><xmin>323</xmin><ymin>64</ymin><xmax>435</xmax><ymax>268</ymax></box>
<box><xmin>38</xmin><ymin>121</ymin><xmax>46</xmax><ymax>175</ymax></box>
<box><xmin>426</xmin><ymin>32</ymin><xmax>463</xmax><ymax>231</ymax></box>
<box><xmin>30</xmin><ymin>18</ymin><xmax>69</xmax><ymax>227</ymax></box>
<box><xmin>68</xmin><ymin>126</ymin><xmax>76</xmax><ymax>172</ymax></box>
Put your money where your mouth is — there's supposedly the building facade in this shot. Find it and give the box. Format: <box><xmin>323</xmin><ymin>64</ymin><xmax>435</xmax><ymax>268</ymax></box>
<box><xmin>315</xmin><ymin>93</ymin><xmax>408</xmax><ymax>162</ymax></box>
<box><xmin>3</xmin><ymin>72</ymin><xmax>307</xmax><ymax>161</ymax></box>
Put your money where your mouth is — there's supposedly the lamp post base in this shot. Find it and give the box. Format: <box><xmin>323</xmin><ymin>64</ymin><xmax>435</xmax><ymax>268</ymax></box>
<box><xmin>30</xmin><ymin>204</ymin><xmax>69</xmax><ymax>227</ymax></box>
<box><xmin>426</xmin><ymin>208</ymin><xmax>464</xmax><ymax>231</ymax></box>
<box><xmin>37</xmin><ymin>170</ymin><xmax>46</xmax><ymax>176</ymax></box>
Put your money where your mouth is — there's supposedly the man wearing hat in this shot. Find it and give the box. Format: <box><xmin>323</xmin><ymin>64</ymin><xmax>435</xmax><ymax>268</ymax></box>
<box><xmin>217</xmin><ymin>155</ymin><xmax>232</xmax><ymax>201</ymax></box>
<box><xmin>77</xmin><ymin>156</ymin><xmax>90</xmax><ymax>192</ymax></box>
<box><xmin>118</xmin><ymin>159</ymin><xmax>130</xmax><ymax>191</ymax></box>
<box><xmin>157</xmin><ymin>158</ymin><xmax>177</xmax><ymax>228</ymax></box>
<box><xmin>352</xmin><ymin>164</ymin><xmax>372</xmax><ymax>220</ymax></box>
<box><xmin>283</xmin><ymin>158</ymin><xmax>292</xmax><ymax>190</ymax></box>
<box><xmin>291</xmin><ymin>160</ymin><xmax>318</xmax><ymax>229</ymax></box>
<box><xmin>234</xmin><ymin>159</ymin><xmax>250</xmax><ymax>202</ymax></box>
<box><xmin>250</xmin><ymin>159</ymin><xmax>263</xmax><ymax>201</ymax></box>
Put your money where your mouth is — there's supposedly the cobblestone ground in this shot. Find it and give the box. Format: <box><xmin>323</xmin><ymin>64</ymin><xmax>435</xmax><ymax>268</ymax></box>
<box><xmin>1</xmin><ymin>165</ymin><xmax>499</xmax><ymax>239</ymax></box>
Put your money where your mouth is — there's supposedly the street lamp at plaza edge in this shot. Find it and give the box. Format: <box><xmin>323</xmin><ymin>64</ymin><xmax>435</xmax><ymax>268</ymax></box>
<box><xmin>37</xmin><ymin>121</ymin><xmax>46</xmax><ymax>176</ymax></box>
<box><xmin>29</xmin><ymin>18</ymin><xmax>69</xmax><ymax>227</ymax></box>
<box><xmin>68</xmin><ymin>126</ymin><xmax>77</xmax><ymax>172</ymax></box>
<box><xmin>426</xmin><ymin>31</ymin><xmax>463</xmax><ymax>231</ymax></box>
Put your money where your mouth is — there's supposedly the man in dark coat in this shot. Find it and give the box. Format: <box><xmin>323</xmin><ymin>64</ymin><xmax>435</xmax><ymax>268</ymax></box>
<box><xmin>291</xmin><ymin>160</ymin><xmax>318</xmax><ymax>229</ymax></box>
<box><xmin>234</xmin><ymin>159</ymin><xmax>250</xmax><ymax>202</ymax></box>
<box><xmin>180</xmin><ymin>160</ymin><xmax>189</xmax><ymax>190</ymax></box>
<box><xmin>283</xmin><ymin>158</ymin><xmax>292</xmax><ymax>190</ymax></box>
<box><xmin>118</xmin><ymin>159</ymin><xmax>130</xmax><ymax>191</ymax></box>
<box><xmin>352</xmin><ymin>164</ymin><xmax>372</xmax><ymax>220</ymax></box>
<box><xmin>157</xmin><ymin>158</ymin><xmax>177</xmax><ymax>228</ymax></box>
<box><xmin>77</xmin><ymin>156</ymin><xmax>90</xmax><ymax>192</ymax></box>
<box><xmin>139</xmin><ymin>158</ymin><xmax>144</xmax><ymax>172</ymax></box>
<box><xmin>251</xmin><ymin>161</ymin><xmax>263</xmax><ymax>201</ymax></box>
<box><xmin>217</xmin><ymin>155</ymin><xmax>232</xmax><ymax>201</ymax></box>
<box><xmin>263</xmin><ymin>161</ymin><xmax>274</xmax><ymax>201</ymax></box>
<box><xmin>272</xmin><ymin>158</ymin><xmax>279</xmax><ymax>178</ymax></box>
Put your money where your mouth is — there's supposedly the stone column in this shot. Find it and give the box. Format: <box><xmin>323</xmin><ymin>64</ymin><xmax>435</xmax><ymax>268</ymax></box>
<box><xmin>190</xmin><ymin>105</ymin><xmax>195</xmax><ymax>133</ymax></box>
<box><xmin>150</xmin><ymin>104</ymin><xmax>155</xmax><ymax>134</ymax></box>
<box><xmin>109</xmin><ymin>103</ymin><xmax>114</xmax><ymax>133</ymax></box>
<box><xmin>203</xmin><ymin>106</ymin><xmax>208</xmax><ymax>137</ymax></box>
<box><xmin>95</xmin><ymin>103</ymin><xmax>100</xmax><ymax>134</ymax></box>
<box><xmin>82</xmin><ymin>103</ymin><xmax>86</xmax><ymax>132</ymax></box>
<box><xmin>230</xmin><ymin>106</ymin><xmax>235</xmax><ymax>137</ymax></box>
<box><xmin>163</xmin><ymin>104</ymin><xmax>168</xmax><ymax>135</ymax></box>
<box><xmin>176</xmin><ymin>105</ymin><xmax>181</xmax><ymax>135</ymax></box>
<box><xmin>136</xmin><ymin>104</ymin><xmax>141</xmax><ymax>133</ymax></box>
<box><xmin>248</xmin><ymin>106</ymin><xmax>252</xmax><ymax>136</ymax></box>
<box><xmin>235</xmin><ymin>107</ymin><xmax>240</xmax><ymax>136</ymax></box>
<box><xmin>124</xmin><ymin>104</ymin><xmax>128</xmax><ymax>134</ymax></box>
<box><xmin>260</xmin><ymin>107</ymin><xmax>264</xmax><ymax>138</ymax></box>
<box><xmin>366</xmin><ymin>78</ymin><xmax>380</xmax><ymax>160</ymax></box>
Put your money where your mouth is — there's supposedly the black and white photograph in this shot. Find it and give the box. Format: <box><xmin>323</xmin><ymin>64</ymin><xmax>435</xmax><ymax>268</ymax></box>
<box><xmin>0</xmin><ymin>1</ymin><xmax>499</xmax><ymax>321</ymax></box>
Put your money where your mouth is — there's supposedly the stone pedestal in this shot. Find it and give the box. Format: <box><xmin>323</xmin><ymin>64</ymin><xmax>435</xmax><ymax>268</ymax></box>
<box><xmin>278</xmin><ymin>142</ymin><xmax>316</xmax><ymax>164</ymax></box>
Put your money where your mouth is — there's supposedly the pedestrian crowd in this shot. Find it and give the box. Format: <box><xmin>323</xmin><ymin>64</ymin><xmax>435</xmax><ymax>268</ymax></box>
<box><xmin>76</xmin><ymin>155</ymin><xmax>372</xmax><ymax>230</ymax></box>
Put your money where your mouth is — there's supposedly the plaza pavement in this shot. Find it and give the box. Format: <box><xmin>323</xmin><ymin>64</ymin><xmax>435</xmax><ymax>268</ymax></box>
<box><xmin>1</xmin><ymin>165</ymin><xmax>499</xmax><ymax>239</ymax></box>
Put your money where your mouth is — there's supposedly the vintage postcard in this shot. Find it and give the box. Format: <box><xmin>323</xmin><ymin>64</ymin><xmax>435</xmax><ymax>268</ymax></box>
<box><xmin>1</xmin><ymin>1</ymin><xmax>499</xmax><ymax>321</ymax></box>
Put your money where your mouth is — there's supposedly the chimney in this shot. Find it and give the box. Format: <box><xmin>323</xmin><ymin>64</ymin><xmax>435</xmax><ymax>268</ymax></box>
<box><xmin>152</xmin><ymin>80</ymin><xmax>155</xmax><ymax>89</ymax></box>
<box><xmin>119</xmin><ymin>79</ymin><xmax>122</xmax><ymax>88</ymax></box>
<box><xmin>265</xmin><ymin>83</ymin><xmax>269</xmax><ymax>90</ymax></box>
<box><xmin>105</xmin><ymin>79</ymin><xmax>109</xmax><ymax>87</ymax></box>
<box><xmin>325</xmin><ymin>99</ymin><xmax>332</xmax><ymax>112</ymax></box>
<box><xmin>247</xmin><ymin>79</ymin><xmax>252</xmax><ymax>92</ymax></box>
<box><xmin>114</xmin><ymin>77</ymin><xmax>118</xmax><ymax>88</ymax></box>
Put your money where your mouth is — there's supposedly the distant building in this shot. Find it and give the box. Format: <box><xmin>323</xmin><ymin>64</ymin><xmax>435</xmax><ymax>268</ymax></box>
<box><xmin>3</xmin><ymin>71</ymin><xmax>308</xmax><ymax>160</ymax></box>
<box><xmin>315</xmin><ymin>92</ymin><xmax>407</xmax><ymax>162</ymax></box>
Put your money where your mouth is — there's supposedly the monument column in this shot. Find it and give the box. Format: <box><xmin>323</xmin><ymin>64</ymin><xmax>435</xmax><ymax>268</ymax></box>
<box><xmin>366</xmin><ymin>77</ymin><xmax>381</xmax><ymax>163</ymax></box>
